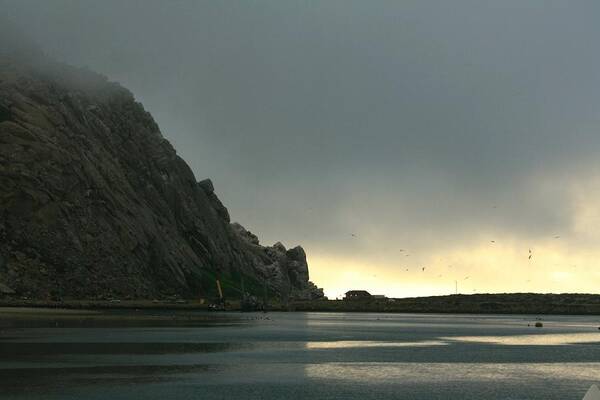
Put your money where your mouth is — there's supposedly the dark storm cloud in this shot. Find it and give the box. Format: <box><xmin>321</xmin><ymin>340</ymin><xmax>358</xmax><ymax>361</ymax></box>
<box><xmin>3</xmin><ymin>0</ymin><xmax>600</xmax><ymax>257</ymax></box>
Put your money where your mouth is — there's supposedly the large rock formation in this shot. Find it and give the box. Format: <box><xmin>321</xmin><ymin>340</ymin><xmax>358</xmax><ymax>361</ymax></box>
<box><xmin>0</xmin><ymin>50</ymin><xmax>323</xmax><ymax>301</ymax></box>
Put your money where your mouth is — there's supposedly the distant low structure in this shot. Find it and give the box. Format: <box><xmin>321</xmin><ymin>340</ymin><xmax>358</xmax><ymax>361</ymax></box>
<box><xmin>345</xmin><ymin>290</ymin><xmax>372</xmax><ymax>300</ymax></box>
<box><xmin>372</xmin><ymin>294</ymin><xmax>387</xmax><ymax>299</ymax></box>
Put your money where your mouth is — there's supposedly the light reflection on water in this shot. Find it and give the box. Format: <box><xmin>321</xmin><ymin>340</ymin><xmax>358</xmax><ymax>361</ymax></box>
<box><xmin>446</xmin><ymin>333</ymin><xmax>600</xmax><ymax>346</ymax></box>
<box><xmin>305</xmin><ymin>340</ymin><xmax>448</xmax><ymax>349</ymax></box>
<box><xmin>305</xmin><ymin>362</ymin><xmax>600</xmax><ymax>384</ymax></box>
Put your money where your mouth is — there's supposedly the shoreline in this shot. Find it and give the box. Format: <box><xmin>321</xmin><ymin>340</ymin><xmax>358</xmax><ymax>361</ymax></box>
<box><xmin>2</xmin><ymin>293</ymin><xmax>600</xmax><ymax>315</ymax></box>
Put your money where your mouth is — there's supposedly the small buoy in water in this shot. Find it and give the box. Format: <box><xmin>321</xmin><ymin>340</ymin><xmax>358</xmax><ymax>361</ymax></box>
<box><xmin>535</xmin><ymin>322</ymin><xmax>543</xmax><ymax>328</ymax></box>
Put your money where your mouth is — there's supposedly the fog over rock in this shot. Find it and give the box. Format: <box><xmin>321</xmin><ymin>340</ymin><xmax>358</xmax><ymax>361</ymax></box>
<box><xmin>0</xmin><ymin>50</ymin><xmax>323</xmax><ymax>300</ymax></box>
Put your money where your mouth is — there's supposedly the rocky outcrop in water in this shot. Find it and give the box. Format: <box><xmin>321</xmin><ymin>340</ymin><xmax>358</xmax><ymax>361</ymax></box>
<box><xmin>0</xmin><ymin>51</ymin><xmax>324</xmax><ymax>301</ymax></box>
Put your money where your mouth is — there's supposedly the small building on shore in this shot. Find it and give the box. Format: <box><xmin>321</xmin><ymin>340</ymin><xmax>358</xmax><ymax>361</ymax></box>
<box><xmin>344</xmin><ymin>290</ymin><xmax>372</xmax><ymax>300</ymax></box>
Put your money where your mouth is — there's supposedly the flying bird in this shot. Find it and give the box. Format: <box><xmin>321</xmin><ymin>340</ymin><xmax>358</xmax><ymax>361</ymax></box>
<box><xmin>422</xmin><ymin>267</ymin><xmax>426</xmax><ymax>271</ymax></box>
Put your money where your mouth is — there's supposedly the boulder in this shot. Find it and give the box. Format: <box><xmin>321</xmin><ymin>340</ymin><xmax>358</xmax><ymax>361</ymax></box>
<box><xmin>198</xmin><ymin>178</ymin><xmax>214</xmax><ymax>194</ymax></box>
<box><xmin>231</xmin><ymin>222</ymin><xmax>260</xmax><ymax>245</ymax></box>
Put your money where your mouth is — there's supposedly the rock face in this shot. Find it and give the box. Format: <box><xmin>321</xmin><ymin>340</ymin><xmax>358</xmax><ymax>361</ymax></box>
<box><xmin>0</xmin><ymin>52</ymin><xmax>324</xmax><ymax>301</ymax></box>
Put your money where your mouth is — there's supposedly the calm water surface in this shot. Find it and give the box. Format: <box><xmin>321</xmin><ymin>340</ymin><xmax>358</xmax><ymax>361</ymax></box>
<box><xmin>1</xmin><ymin>310</ymin><xmax>600</xmax><ymax>399</ymax></box>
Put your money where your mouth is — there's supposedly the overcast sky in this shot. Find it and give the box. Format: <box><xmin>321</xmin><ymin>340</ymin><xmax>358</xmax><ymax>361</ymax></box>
<box><xmin>4</xmin><ymin>0</ymin><xmax>600</xmax><ymax>297</ymax></box>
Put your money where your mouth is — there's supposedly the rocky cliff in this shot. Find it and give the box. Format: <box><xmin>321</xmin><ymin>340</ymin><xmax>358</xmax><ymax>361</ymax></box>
<box><xmin>0</xmin><ymin>51</ymin><xmax>323</xmax><ymax>301</ymax></box>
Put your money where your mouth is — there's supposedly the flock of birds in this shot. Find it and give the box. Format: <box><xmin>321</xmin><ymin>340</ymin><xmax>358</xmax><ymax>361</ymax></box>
<box><xmin>349</xmin><ymin>219</ymin><xmax>568</xmax><ymax>293</ymax></box>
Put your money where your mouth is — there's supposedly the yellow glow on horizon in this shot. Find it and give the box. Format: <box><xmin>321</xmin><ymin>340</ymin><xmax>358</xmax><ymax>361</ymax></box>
<box><xmin>308</xmin><ymin>239</ymin><xmax>600</xmax><ymax>299</ymax></box>
<box><xmin>306</xmin><ymin>171</ymin><xmax>600</xmax><ymax>299</ymax></box>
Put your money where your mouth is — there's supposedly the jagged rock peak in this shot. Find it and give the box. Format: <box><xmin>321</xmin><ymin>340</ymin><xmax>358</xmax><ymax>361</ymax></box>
<box><xmin>272</xmin><ymin>242</ymin><xmax>287</xmax><ymax>253</ymax></box>
<box><xmin>231</xmin><ymin>222</ymin><xmax>260</xmax><ymax>246</ymax></box>
<box><xmin>0</xmin><ymin>53</ymin><xmax>323</xmax><ymax>301</ymax></box>
<box><xmin>197</xmin><ymin>178</ymin><xmax>214</xmax><ymax>194</ymax></box>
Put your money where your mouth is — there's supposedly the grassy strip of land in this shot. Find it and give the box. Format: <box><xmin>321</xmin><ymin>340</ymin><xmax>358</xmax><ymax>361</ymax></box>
<box><xmin>2</xmin><ymin>293</ymin><xmax>600</xmax><ymax>315</ymax></box>
<box><xmin>292</xmin><ymin>293</ymin><xmax>600</xmax><ymax>315</ymax></box>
